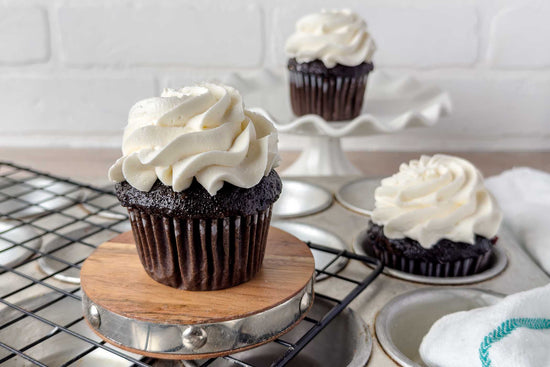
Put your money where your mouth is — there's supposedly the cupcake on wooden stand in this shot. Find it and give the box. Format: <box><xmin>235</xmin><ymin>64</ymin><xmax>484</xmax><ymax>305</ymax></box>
<box><xmin>82</xmin><ymin>83</ymin><xmax>315</xmax><ymax>361</ymax></box>
<box><xmin>108</xmin><ymin>83</ymin><xmax>282</xmax><ymax>291</ymax></box>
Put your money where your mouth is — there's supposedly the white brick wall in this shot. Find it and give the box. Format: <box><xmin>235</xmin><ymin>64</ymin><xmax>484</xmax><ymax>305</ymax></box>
<box><xmin>488</xmin><ymin>4</ymin><xmax>550</xmax><ymax>68</ymax></box>
<box><xmin>0</xmin><ymin>5</ymin><xmax>49</xmax><ymax>64</ymax></box>
<box><xmin>57</xmin><ymin>1</ymin><xmax>263</xmax><ymax>67</ymax></box>
<box><xmin>0</xmin><ymin>0</ymin><xmax>549</xmax><ymax>151</ymax></box>
<box><xmin>0</xmin><ymin>76</ymin><xmax>155</xmax><ymax>132</ymax></box>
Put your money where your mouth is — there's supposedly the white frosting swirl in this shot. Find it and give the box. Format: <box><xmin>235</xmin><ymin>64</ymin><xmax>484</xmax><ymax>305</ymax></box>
<box><xmin>108</xmin><ymin>83</ymin><xmax>280</xmax><ymax>196</ymax></box>
<box><xmin>371</xmin><ymin>155</ymin><xmax>502</xmax><ymax>248</ymax></box>
<box><xmin>285</xmin><ymin>9</ymin><xmax>376</xmax><ymax>68</ymax></box>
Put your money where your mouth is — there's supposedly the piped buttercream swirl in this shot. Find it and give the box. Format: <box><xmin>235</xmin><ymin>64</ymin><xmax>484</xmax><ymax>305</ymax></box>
<box><xmin>108</xmin><ymin>83</ymin><xmax>280</xmax><ymax>196</ymax></box>
<box><xmin>285</xmin><ymin>9</ymin><xmax>376</xmax><ymax>68</ymax></box>
<box><xmin>371</xmin><ymin>155</ymin><xmax>502</xmax><ymax>248</ymax></box>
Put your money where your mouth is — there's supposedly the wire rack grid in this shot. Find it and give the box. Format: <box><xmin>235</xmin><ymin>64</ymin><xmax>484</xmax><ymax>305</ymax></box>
<box><xmin>0</xmin><ymin>161</ymin><xmax>383</xmax><ymax>367</ymax></box>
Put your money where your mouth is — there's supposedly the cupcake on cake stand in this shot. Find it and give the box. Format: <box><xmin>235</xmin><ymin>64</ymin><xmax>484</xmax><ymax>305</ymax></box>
<box><xmin>226</xmin><ymin>7</ymin><xmax>450</xmax><ymax>177</ymax></box>
<box><xmin>224</xmin><ymin>70</ymin><xmax>452</xmax><ymax>177</ymax></box>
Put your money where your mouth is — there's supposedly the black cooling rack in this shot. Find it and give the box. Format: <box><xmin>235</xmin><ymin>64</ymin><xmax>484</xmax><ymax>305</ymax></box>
<box><xmin>0</xmin><ymin>161</ymin><xmax>383</xmax><ymax>367</ymax></box>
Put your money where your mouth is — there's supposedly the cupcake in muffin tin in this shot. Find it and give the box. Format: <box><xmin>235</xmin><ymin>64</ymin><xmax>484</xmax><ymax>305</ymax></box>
<box><xmin>363</xmin><ymin>154</ymin><xmax>502</xmax><ymax>277</ymax></box>
<box><xmin>109</xmin><ymin>83</ymin><xmax>282</xmax><ymax>291</ymax></box>
<box><xmin>285</xmin><ymin>9</ymin><xmax>376</xmax><ymax>121</ymax></box>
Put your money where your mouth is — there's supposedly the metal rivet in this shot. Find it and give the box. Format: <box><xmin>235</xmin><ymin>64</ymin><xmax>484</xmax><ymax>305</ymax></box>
<box><xmin>88</xmin><ymin>304</ymin><xmax>101</xmax><ymax>329</ymax></box>
<box><xmin>300</xmin><ymin>291</ymin><xmax>311</xmax><ymax>313</ymax></box>
<box><xmin>182</xmin><ymin>326</ymin><xmax>207</xmax><ymax>350</ymax></box>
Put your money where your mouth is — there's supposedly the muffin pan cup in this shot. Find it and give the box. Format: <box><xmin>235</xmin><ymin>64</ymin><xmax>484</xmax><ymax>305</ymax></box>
<box><xmin>272</xmin><ymin>179</ymin><xmax>333</xmax><ymax>219</ymax></box>
<box><xmin>288</xmin><ymin>70</ymin><xmax>371</xmax><ymax>121</ymax></box>
<box><xmin>353</xmin><ymin>228</ymin><xmax>508</xmax><ymax>285</ymax></box>
<box><xmin>127</xmin><ymin>205</ymin><xmax>273</xmax><ymax>291</ymax></box>
<box><xmin>375</xmin><ymin>288</ymin><xmax>504</xmax><ymax>367</ymax></box>
<box><xmin>0</xmin><ymin>219</ymin><xmax>42</xmax><ymax>268</ymax></box>
<box><xmin>271</xmin><ymin>220</ymin><xmax>349</xmax><ymax>281</ymax></box>
<box><xmin>335</xmin><ymin>177</ymin><xmax>381</xmax><ymax>216</ymax></box>
<box><xmin>182</xmin><ymin>297</ymin><xmax>372</xmax><ymax>367</ymax></box>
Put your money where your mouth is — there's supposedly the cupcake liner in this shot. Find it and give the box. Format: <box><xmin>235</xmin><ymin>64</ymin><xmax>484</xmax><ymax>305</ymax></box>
<box><xmin>288</xmin><ymin>70</ymin><xmax>370</xmax><ymax>121</ymax></box>
<box><xmin>127</xmin><ymin>206</ymin><xmax>273</xmax><ymax>291</ymax></box>
<box><xmin>371</xmin><ymin>243</ymin><xmax>494</xmax><ymax>277</ymax></box>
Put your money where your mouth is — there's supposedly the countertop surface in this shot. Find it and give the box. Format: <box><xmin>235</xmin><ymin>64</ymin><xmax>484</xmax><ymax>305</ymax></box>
<box><xmin>1</xmin><ymin>148</ymin><xmax>549</xmax><ymax>366</ymax></box>
<box><xmin>1</xmin><ymin>148</ymin><xmax>549</xmax><ymax>185</ymax></box>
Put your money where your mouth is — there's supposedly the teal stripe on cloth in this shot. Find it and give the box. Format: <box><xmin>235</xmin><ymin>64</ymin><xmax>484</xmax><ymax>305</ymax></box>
<box><xmin>479</xmin><ymin>318</ymin><xmax>550</xmax><ymax>367</ymax></box>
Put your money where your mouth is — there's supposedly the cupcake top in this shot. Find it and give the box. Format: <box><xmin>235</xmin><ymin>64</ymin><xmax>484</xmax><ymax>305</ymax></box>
<box><xmin>285</xmin><ymin>9</ymin><xmax>376</xmax><ymax>68</ymax></box>
<box><xmin>371</xmin><ymin>154</ymin><xmax>502</xmax><ymax>248</ymax></box>
<box><xmin>108</xmin><ymin>83</ymin><xmax>280</xmax><ymax>196</ymax></box>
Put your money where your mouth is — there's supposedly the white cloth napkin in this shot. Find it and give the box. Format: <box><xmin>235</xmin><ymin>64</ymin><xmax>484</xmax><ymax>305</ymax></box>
<box><xmin>485</xmin><ymin>167</ymin><xmax>550</xmax><ymax>275</ymax></box>
<box><xmin>420</xmin><ymin>167</ymin><xmax>550</xmax><ymax>366</ymax></box>
<box><xmin>420</xmin><ymin>284</ymin><xmax>550</xmax><ymax>367</ymax></box>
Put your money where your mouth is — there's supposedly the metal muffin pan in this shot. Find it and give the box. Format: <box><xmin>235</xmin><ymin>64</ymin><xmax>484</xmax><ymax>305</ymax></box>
<box><xmin>269</xmin><ymin>176</ymin><xmax>550</xmax><ymax>366</ymax></box>
<box><xmin>352</xmin><ymin>228</ymin><xmax>508</xmax><ymax>285</ymax></box>
<box><xmin>376</xmin><ymin>288</ymin><xmax>504</xmax><ymax>367</ymax></box>
<box><xmin>272</xmin><ymin>179</ymin><xmax>333</xmax><ymax>218</ymax></box>
<box><xmin>182</xmin><ymin>297</ymin><xmax>372</xmax><ymax>367</ymax></box>
<box><xmin>335</xmin><ymin>177</ymin><xmax>381</xmax><ymax>216</ymax></box>
<box><xmin>271</xmin><ymin>221</ymin><xmax>348</xmax><ymax>280</ymax></box>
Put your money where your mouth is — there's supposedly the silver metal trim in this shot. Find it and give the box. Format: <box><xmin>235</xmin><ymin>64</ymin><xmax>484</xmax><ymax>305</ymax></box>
<box><xmin>88</xmin><ymin>304</ymin><xmax>100</xmax><ymax>329</ymax></box>
<box><xmin>352</xmin><ymin>228</ymin><xmax>508</xmax><ymax>285</ymax></box>
<box><xmin>375</xmin><ymin>288</ymin><xmax>504</xmax><ymax>367</ymax></box>
<box><xmin>182</xmin><ymin>326</ymin><xmax>207</xmax><ymax>350</ymax></box>
<box><xmin>300</xmin><ymin>292</ymin><xmax>310</xmax><ymax>313</ymax></box>
<box><xmin>272</xmin><ymin>179</ymin><xmax>333</xmax><ymax>219</ymax></box>
<box><xmin>360</xmin><ymin>324</ymin><xmax>373</xmax><ymax>367</ymax></box>
<box><xmin>82</xmin><ymin>277</ymin><xmax>314</xmax><ymax>356</ymax></box>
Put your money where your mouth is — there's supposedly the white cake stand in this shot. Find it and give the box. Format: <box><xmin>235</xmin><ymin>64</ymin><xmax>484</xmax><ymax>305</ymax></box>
<box><xmin>224</xmin><ymin>70</ymin><xmax>452</xmax><ymax>176</ymax></box>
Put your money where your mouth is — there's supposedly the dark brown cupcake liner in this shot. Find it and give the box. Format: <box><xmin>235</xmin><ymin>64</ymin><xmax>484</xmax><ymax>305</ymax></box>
<box><xmin>288</xmin><ymin>70</ymin><xmax>370</xmax><ymax>121</ymax></box>
<box><xmin>371</xmin><ymin>244</ymin><xmax>494</xmax><ymax>277</ymax></box>
<box><xmin>127</xmin><ymin>205</ymin><xmax>273</xmax><ymax>291</ymax></box>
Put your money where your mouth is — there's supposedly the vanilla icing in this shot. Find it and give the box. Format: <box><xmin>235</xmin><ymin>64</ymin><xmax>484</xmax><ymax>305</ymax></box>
<box><xmin>285</xmin><ymin>9</ymin><xmax>376</xmax><ymax>68</ymax></box>
<box><xmin>371</xmin><ymin>155</ymin><xmax>502</xmax><ymax>248</ymax></box>
<box><xmin>109</xmin><ymin>83</ymin><xmax>280</xmax><ymax>196</ymax></box>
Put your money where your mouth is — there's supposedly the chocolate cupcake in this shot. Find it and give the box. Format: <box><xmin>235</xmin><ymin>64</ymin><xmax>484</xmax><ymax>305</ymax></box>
<box><xmin>364</xmin><ymin>154</ymin><xmax>502</xmax><ymax>277</ymax></box>
<box><xmin>108</xmin><ymin>83</ymin><xmax>281</xmax><ymax>291</ymax></box>
<box><xmin>285</xmin><ymin>9</ymin><xmax>376</xmax><ymax>121</ymax></box>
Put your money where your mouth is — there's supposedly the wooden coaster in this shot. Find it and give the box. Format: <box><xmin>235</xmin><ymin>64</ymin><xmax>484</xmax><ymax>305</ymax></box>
<box><xmin>81</xmin><ymin>227</ymin><xmax>315</xmax><ymax>360</ymax></box>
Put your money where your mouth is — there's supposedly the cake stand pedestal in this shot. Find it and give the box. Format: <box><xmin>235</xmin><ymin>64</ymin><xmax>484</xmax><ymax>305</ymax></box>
<box><xmin>284</xmin><ymin>136</ymin><xmax>361</xmax><ymax>176</ymax></box>
<box><xmin>80</xmin><ymin>228</ymin><xmax>315</xmax><ymax>360</ymax></box>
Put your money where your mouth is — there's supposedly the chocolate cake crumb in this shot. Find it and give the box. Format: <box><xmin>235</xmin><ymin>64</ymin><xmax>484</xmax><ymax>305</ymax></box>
<box><xmin>115</xmin><ymin>170</ymin><xmax>282</xmax><ymax>218</ymax></box>
<box><xmin>365</xmin><ymin>220</ymin><xmax>495</xmax><ymax>263</ymax></box>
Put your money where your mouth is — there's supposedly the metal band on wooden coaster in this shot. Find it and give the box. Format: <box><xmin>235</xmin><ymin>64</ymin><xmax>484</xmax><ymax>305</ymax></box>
<box><xmin>80</xmin><ymin>228</ymin><xmax>316</xmax><ymax>360</ymax></box>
